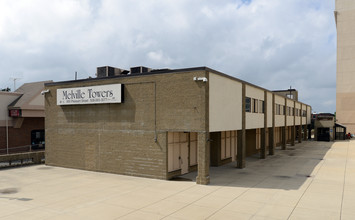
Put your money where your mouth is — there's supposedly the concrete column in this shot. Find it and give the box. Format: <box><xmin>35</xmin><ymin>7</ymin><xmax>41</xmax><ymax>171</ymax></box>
<box><xmin>196</xmin><ymin>70</ymin><xmax>210</xmax><ymax>185</ymax></box>
<box><xmin>291</xmin><ymin>125</ymin><xmax>296</xmax><ymax>146</ymax></box>
<box><xmin>282</xmin><ymin>98</ymin><xmax>287</xmax><ymax>150</ymax></box>
<box><xmin>196</xmin><ymin>132</ymin><xmax>210</xmax><ymax>185</ymax></box>
<box><xmin>308</xmin><ymin>124</ymin><xmax>312</xmax><ymax>140</ymax></box>
<box><xmin>269</xmin><ymin>93</ymin><xmax>275</xmax><ymax>155</ymax></box>
<box><xmin>237</xmin><ymin>130</ymin><xmax>245</xmax><ymax>168</ymax></box>
<box><xmin>291</xmin><ymin>101</ymin><xmax>296</xmax><ymax>146</ymax></box>
<box><xmin>306</xmin><ymin>106</ymin><xmax>311</xmax><ymax>140</ymax></box>
<box><xmin>298</xmin><ymin>105</ymin><xmax>302</xmax><ymax>143</ymax></box>
<box><xmin>237</xmin><ymin>83</ymin><xmax>246</xmax><ymax>168</ymax></box>
<box><xmin>260</xmin><ymin>91</ymin><xmax>267</xmax><ymax>159</ymax></box>
<box><xmin>282</xmin><ymin>127</ymin><xmax>286</xmax><ymax>150</ymax></box>
<box><xmin>298</xmin><ymin>125</ymin><xmax>302</xmax><ymax>143</ymax></box>
<box><xmin>260</xmin><ymin>128</ymin><xmax>266</xmax><ymax>159</ymax></box>
<box><xmin>303</xmin><ymin>125</ymin><xmax>308</xmax><ymax>141</ymax></box>
<box><xmin>268</xmin><ymin>128</ymin><xmax>274</xmax><ymax>155</ymax></box>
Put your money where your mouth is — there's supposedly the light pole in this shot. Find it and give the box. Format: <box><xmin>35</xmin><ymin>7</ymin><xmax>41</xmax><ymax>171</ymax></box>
<box><xmin>6</xmin><ymin>110</ymin><xmax>8</xmax><ymax>154</ymax></box>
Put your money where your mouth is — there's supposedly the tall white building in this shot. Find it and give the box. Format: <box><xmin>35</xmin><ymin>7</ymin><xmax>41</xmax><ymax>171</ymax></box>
<box><xmin>335</xmin><ymin>0</ymin><xmax>355</xmax><ymax>132</ymax></box>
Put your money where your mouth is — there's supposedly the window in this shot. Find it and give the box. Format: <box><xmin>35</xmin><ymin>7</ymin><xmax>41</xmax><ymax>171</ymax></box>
<box><xmin>189</xmin><ymin>133</ymin><xmax>197</xmax><ymax>166</ymax></box>
<box><xmin>259</xmin><ymin>100</ymin><xmax>264</xmax><ymax>113</ymax></box>
<box><xmin>221</xmin><ymin>131</ymin><xmax>236</xmax><ymax>160</ymax></box>
<box><xmin>276</xmin><ymin>104</ymin><xmax>280</xmax><ymax>115</ymax></box>
<box><xmin>168</xmin><ymin>132</ymin><xmax>194</xmax><ymax>172</ymax></box>
<box><xmin>245</xmin><ymin>97</ymin><xmax>251</xmax><ymax>112</ymax></box>
<box><xmin>286</xmin><ymin>107</ymin><xmax>293</xmax><ymax>116</ymax></box>
<box><xmin>253</xmin><ymin>99</ymin><xmax>258</xmax><ymax>113</ymax></box>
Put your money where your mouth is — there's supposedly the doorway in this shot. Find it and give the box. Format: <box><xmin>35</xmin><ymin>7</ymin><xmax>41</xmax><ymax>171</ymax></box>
<box><xmin>317</xmin><ymin>128</ymin><xmax>330</xmax><ymax>142</ymax></box>
<box><xmin>168</xmin><ymin>132</ymin><xmax>197</xmax><ymax>175</ymax></box>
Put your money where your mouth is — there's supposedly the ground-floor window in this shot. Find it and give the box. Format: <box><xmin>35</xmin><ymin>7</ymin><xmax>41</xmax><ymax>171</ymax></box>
<box><xmin>221</xmin><ymin>131</ymin><xmax>237</xmax><ymax>160</ymax></box>
<box><xmin>168</xmin><ymin>132</ymin><xmax>197</xmax><ymax>173</ymax></box>
<box><xmin>189</xmin><ymin>133</ymin><xmax>197</xmax><ymax>166</ymax></box>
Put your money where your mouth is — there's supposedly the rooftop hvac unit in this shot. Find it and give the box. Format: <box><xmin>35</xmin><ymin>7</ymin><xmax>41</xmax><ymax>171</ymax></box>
<box><xmin>96</xmin><ymin>66</ymin><xmax>129</xmax><ymax>78</ymax></box>
<box><xmin>130</xmin><ymin>66</ymin><xmax>151</xmax><ymax>74</ymax></box>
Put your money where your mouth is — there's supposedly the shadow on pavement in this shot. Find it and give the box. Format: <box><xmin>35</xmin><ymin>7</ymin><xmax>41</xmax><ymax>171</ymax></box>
<box><xmin>179</xmin><ymin>140</ymin><xmax>335</xmax><ymax>190</ymax></box>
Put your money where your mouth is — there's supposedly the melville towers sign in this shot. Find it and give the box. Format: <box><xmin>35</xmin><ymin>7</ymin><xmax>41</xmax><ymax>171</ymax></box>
<box><xmin>57</xmin><ymin>84</ymin><xmax>122</xmax><ymax>105</ymax></box>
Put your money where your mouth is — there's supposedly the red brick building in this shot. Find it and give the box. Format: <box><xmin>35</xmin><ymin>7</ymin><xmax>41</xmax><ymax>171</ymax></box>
<box><xmin>0</xmin><ymin>81</ymin><xmax>51</xmax><ymax>154</ymax></box>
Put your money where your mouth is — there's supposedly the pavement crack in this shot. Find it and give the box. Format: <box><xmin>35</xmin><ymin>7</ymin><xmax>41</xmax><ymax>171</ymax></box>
<box><xmin>340</xmin><ymin>141</ymin><xmax>350</xmax><ymax>220</ymax></box>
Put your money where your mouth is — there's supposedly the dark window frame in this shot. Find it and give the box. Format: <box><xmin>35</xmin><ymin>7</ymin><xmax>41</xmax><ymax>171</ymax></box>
<box><xmin>245</xmin><ymin>97</ymin><xmax>251</xmax><ymax>112</ymax></box>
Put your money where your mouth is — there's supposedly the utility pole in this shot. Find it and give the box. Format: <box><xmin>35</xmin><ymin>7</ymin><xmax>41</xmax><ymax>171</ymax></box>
<box><xmin>10</xmin><ymin>77</ymin><xmax>21</xmax><ymax>91</ymax></box>
<box><xmin>6</xmin><ymin>110</ymin><xmax>8</xmax><ymax>154</ymax></box>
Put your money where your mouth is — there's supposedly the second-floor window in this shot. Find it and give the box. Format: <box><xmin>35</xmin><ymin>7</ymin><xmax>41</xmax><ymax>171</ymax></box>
<box><xmin>245</xmin><ymin>97</ymin><xmax>251</xmax><ymax>112</ymax></box>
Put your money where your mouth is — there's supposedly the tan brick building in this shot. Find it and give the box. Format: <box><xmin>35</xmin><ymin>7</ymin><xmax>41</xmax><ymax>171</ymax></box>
<box><xmin>335</xmin><ymin>0</ymin><xmax>355</xmax><ymax>133</ymax></box>
<box><xmin>44</xmin><ymin>67</ymin><xmax>311</xmax><ymax>184</ymax></box>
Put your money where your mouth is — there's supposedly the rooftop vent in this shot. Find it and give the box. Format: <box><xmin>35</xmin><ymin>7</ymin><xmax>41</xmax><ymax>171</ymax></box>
<box><xmin>96</xmin><ymin>66</ymin><xmax>129</xmax><ymax>78</ymax></box>
<box><xmin>130</xmin><ymin>66</ymin><xmax>151</xmax><ymax>74</ymax></box>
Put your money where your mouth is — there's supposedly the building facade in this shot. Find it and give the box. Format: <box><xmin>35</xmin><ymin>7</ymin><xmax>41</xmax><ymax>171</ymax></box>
<box><xmin>44</xmin><ymin>67</ymin><xmax>311</xmax><ymax>184</ymax></box>
<box><xmin>0</xmin><ymin>81</ymin><xmax>50</xmax><ymax>154</ymax></box>
<box><xmin>314</xmin><ymin>113</ymin><xmax>335</xmax><ymax>142</ymax></box>
<box><xmin>335</xmin><ymin>0</ymin><xmax>355</xmax><ymax>133</ymax></box>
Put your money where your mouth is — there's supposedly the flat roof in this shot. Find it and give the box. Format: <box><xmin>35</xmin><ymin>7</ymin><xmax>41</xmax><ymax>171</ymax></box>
<box><xmin>45</xmin><ymin>66</ymin><xmax>310</xmax><ymax>107</ymax></box>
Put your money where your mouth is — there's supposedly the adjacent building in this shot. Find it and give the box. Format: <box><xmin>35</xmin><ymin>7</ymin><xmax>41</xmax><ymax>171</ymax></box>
<box><xmin>314</xmin><ymin>113</ymin><xmax>335</xmax><ymax>141</ymax></box>
<box><xmin>0</xmin><ymin>81</ymin><xmax>50</xmax><ymax>154</ymax></box>
<box><xmin>44</xmin><ymin>66</ymin><xmax>311</xmax><ymax>184</ymax></box>
<box><xmin>335</xmin><ymin>0</ymin><xmax>355</xmax><ymax>133</ymax></box>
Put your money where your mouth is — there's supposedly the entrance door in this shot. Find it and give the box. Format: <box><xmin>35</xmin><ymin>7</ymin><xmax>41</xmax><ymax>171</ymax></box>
<box><xmin>317</xmin><ymin>128</ymin><xmax>330</xmax><ymax>142</ymax></box>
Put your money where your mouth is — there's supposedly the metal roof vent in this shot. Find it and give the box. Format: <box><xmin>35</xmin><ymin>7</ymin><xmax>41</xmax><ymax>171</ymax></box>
<box><xmin>130</xmin><ymin>66</ymin><xmax>151</xmax><ymax>74</ymax></box>
<box><xmin>96</xmin><ymin>66</ymin><xmax>129</xmax><ymax>78</ymax></box>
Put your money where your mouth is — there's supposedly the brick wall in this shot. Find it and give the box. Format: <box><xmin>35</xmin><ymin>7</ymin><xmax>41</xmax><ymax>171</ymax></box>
<box><xmin>0</xmin><ymin>117</ymin><xmax>44</xmax><ymax>153</ymax></box>
<box><xmin>45</xmin><ymin>70</ymin><xmax>207</xmax><ymax>179</ymax></box>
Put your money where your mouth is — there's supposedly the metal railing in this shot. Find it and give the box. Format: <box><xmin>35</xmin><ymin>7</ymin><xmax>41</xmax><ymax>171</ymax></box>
<box><xmin>0</xmin><ymin>145</ymin><xmax>44</xmax><ymax>155</ymax></box>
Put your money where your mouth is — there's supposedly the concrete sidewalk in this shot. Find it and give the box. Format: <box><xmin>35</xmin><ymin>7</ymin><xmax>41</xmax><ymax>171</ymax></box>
<box><xmin>0</xmin><ymin>140</ymin><xmax>354</xmax><ymax>219</ymax></box>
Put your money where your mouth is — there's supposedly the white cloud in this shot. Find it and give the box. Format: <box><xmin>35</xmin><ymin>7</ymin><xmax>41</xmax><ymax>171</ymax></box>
<box><xmin>0</xmin><ymin>0</ymin><xmax>336</xmax><ymax>112</ymax></box>
<box><xmin>147</xmin><ymin>50</ymin><xmax>173</xmax><ymax>66</ymax></box>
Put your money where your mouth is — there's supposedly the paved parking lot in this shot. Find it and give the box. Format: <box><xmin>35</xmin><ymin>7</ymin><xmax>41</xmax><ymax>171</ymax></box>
<box><xmin>1</xmin><ymin>140</ymin><xmax>354</xmax><ymax>219</ymax></box>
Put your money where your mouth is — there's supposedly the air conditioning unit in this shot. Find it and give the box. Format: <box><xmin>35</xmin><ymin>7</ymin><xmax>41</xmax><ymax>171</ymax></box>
<box><xmin>96</xmin><ymin>66</ymin><xmax>129</xmax><ymax>78</ymax></box>
<box><xmin>130</xmin><ymin>66</ymin><xmax>151</xmax><ymax>74</ymax></box>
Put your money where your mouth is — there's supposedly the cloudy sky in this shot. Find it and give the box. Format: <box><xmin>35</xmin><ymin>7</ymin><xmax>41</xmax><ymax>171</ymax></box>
<box><xmin>0</xmin><ymin>0</ymin><xmax>336</xmax><ymax>113</ymax></box>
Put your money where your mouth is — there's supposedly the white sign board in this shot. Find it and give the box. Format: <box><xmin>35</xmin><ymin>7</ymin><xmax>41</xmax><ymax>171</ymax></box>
<box><xmin>57</xmin><ymin>84</ymin><xmax>122</xmax><ymax>105</ymax></box>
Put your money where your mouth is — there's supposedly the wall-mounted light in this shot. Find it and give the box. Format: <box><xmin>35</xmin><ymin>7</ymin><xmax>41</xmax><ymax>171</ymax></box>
<box><xmin>193</xmin><ymin>77</ymin><xmax>208</xmax><ymax>82</ymax></box>
<box><xmin>41</xmin><ymin>89</ymin><xmax>50</xmax><ymax>95</ymax></box>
